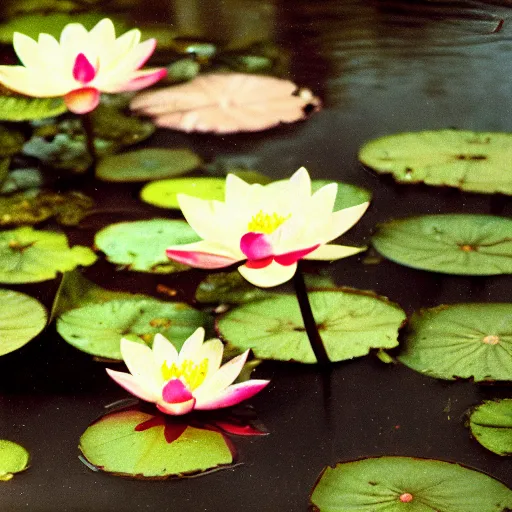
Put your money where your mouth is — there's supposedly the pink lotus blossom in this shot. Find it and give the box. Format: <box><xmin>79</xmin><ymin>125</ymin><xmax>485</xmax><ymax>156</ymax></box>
<box><xmin>130</xmin><ymin>73</ymin><xmax>320</xmax><ymax>133</ymax></box>
<box><xmin>0</xmin><ymin>18</ymin><xmax>166</xmax><ymax>114</ymax></box>
<box><xmin>106</xmin><ymin>328</ymin><xmax>269</xmax><ymax>416</ymax></box>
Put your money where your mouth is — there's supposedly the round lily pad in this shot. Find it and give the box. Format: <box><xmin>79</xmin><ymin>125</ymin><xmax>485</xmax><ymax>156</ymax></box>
<box><xmin>96</xmin><ymin>148</ymin><xmax>202</xmax><ymax>182</ymax></box>
<box><xmin>57</xmin><ymin>298</ymin><xmax>211</xmax><ymax>360</ymax></box>
<box><xmin>469</xmin><ymin>399</ymin><xmax>512</xmax><ymax>456</ymax></box>
<box><xmin>399</xmin><ymin>303</ymin><xmax>512</xmax><ymax>382</ymax></box>
<box><xmin>0</xmin><ymin>440</ymin><xmax>30</xmax><ymax>481</ymax></box>
<box><xmin>0</xmin><ymin>227</ymin><xmax>97</xmax><ymax>283</ymax></box>
<box><xmin>359</xmin><ymin>129</ymin><xmax>512</xmax><ymax>195</ymax></box>
<box><xmin>94</xmin><ymin>219</ymin><xmax>200</xmax><ymax>273</ymax></box>
<box><xmin>0</xmin><ymin>96</ymin><xmax>67</xmax><ymax>121</ymax></box>
<box><xmin>140</xmin><ymin>177</ymin><xmax>225</xmax><ymax>209</ymax></box>
<box><xmin>217</xmin><ymin>289</ymin><xmax>406</xmax><ymax>364</ymax></box>
<box><xmin>372</xmin><ymin>214</ymin><xmax>512</xmax><ymax>275</ymax></box>
<box><xmin>310</xmin><ymin>456</ymin><xmax>512</xmax><ymax>511</ymax></box>
<box><xmin>311</xmin><ymin>180</ymin><xmax>372</xmax><ymax>210</ymax></box>
<box><xmin>0</xmin><ymin>289</ymin><xmax>46</xmax><ymax>356</ymax></box>
<box><xmin>79</xmin><ymin>408</ymin><xmax>233</xmax><ymax>478</ymax></box>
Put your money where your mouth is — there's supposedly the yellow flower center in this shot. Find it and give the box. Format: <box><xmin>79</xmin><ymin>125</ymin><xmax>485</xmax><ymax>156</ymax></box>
<box><xmin>247</xmin><ymin>210</ymin><xmax>290</xmax><ymax>234</ymax></box>
<box><xmin>161</xmin><ymin>359</ymin><xmax>209</xmax><ymax>390</ymax></box>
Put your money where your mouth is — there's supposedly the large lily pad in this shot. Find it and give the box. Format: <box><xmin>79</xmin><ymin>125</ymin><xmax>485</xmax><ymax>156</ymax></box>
<box><xmin>0</xmin><ymin>227</ymin><xmax>97</xmax><ymax>283</ymax></box>
<box><xmin>399</xmin><ymin>303</ymin><xmax>512</xmax><ymax>382</ymax></box>
<box><xmin>359</xmin><ymin>129</ymin><xmax>512</xmax><ymax>195</ymax></box>
<box><xmin>0</xmin><ymin>96</ymin><xmax>67</xmax><ymax>121</ymax></box>
<box><xmin>57</xmin><ymin>298</ymin><xmax>211</xmax><ymax>360</ymax></box>
<box><xmin>310</xmin><ymin>456</ymin><xmax>512</xmax><ymax>511</ymax></box>
<box><xmin>0</xmin><ymin>440</ymin><xmax>30</xmax><ymax>481</ymax></box>
<box><xmin>311</xmin><ymin>180</ymin><xmax>372</xmax><ymax>210</ymax></box>
<box><xmin>217</xmin><ymin>289</ymin><xmax>406</xmax><ymax>364</ymax></box>
<box><xmin>372</xmin><ymin>214</ymin><xmax>512</xmax><ymax>275</ymax></box>
<box><xmin>96</xmin><ymin>148</ymin><xmax>202</xmax><ymax>182</ymax></box>
<box><xmin>0</xmin><ymin>289</ymin><xmax>46</xmax><ymax>356</ymax></box>
<box><xmin>469</xmin><ymin>399</ymin><xmax>512</xmax><ymax>456</ymax></box>
<box><xmin>79</xmin><ymin>408</ymin><xmax>233</xmax><ymax>479</ymax></box>
<box><xmin>95</xmin><ymin>219</ymin><xmax>200</xmax><ymax>273</ymax></box>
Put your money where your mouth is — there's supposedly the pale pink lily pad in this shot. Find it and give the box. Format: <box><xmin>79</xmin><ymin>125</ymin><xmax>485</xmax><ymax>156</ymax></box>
<box><xmin>130</xmin><ymin>73</ymin><xmax>321</xmax><ymax>134</ymax></box>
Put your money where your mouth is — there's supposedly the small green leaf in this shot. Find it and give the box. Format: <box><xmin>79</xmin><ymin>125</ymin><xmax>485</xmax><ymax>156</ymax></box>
<box><xmin>0</xmin><ymin>96</ymin><xmax>67</xmax><ymax>121</ymax></box>
<box><xmin>0</xmin><ymin>126</ymin><xmax>24</xmax><ymax>157</ymax></box>
<box><xmin>469</xmin><ymin>399</ymin><xmax>512</xmax><ymax>456</ymax></box>
<box><xmin>0</xmin><ymin>289</ymin><xmax>46</xmax><ymax>356</ymax></box>
<box><xmin>359</xmin><ymin>129</ymin><xmax>512</xmax><ymax>195</ymax></box>
<box><xmin>311</xmin><ymin>180</ymin><xmax>372</xmax><ymax>210</ymax></box>
<box><xmin>0</xmin><ymin>440</ymin><xmax>30</xmax><ymax>481</ymax></box>
<box><xmin>372</xmin><ymin>214</ymin><xmax>512</xmax><ymax>275</ymax></box>
<box><xmin>96</xmin><ymin>148</ymin><xmax>202</xmax><ymax>182</ymax></box>
<box><xmin>166</xmin><ymin>59</ymin><xmax>200</xmax><ymax>82</ymax></box>
<box><xmin>217</xmin><ymin>289</ymin><xmax>406</xmax><ymax>364</ymax></box>
<box><xmin>399</xmin><ymin>303</ymin><xmax>512</xmax><ymax>382</ymax></box>
<box><xmin>310</xmin><ymin>456</ymin><xmax>512</xmax><ymax>511</ymax></box>
<box><xmin>0</xmin><ymin>226</ymin><xmax>97</xmax><ymax>283</ymax></box>
<box><xmin>0</xmin><ymin>167</ymin><xmax>44</xmax><ymax>194</ymax></box>
<box><xmin>79</xmin><ymin>408</ymin><xmax>233</xmax><ymax>478</ymax></box>
<box><xmin>95</xmin><ymin>219</ymin><xmax>200</xmax><ymax>274</ymax></box>
<box><xmin>57</xmin><ymin>298</ymin><xmax>212</xmax><ymax>360</ymax></box>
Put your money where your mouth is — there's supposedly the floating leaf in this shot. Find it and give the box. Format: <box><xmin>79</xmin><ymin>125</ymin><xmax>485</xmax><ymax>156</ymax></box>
<box><xmin>0</xmin><ymin>168</ymin><xmax>44</xmax><ymax>194</ymax></box>
<box><xmin>166</xmin><ymin>59</ymin><xmax>201</xmax><ymax>83</ymax></box>
<box><xmin>0</xmin><ymin>226</ymin><xmax>97</xmax><ymax>283</ymax></box>
<box><xmin>57</xmin><ymin>298</ymin><xmax>211</xmax><ymax>360</ymax></box>
<box><xmin>399</xmin><ymin>303</ymin><xmax>512</xmax><ymax>382</ymax></box>
<box><xmin>0</xmin><ymin>289</ymin><xmax>46</xmax><ymax>356</ymax></box>
<box><xmin>310</xmin><ymin>456</ymin><xmax>512</xmax><ymax>511</ymax></box>
<box><xmin>79</xmin><ymin>408</ymin><xmax>233</xmax><ymax>479</ymax></box>
<box><xmin>0</xmin><ymin>190</ymin><xmax>94</xmax><ymax>227</ymax></box>
<box><xmin>0</xmin><ymin>126</ymin><xmax>24</xmax><ymax>157</ymax></box>
<box><xmin>217</xmin><ymin>289</ymin><xmax>406</xmax><ymax>364</ymax></box>
<box><xmin>0</xmin><ymin>440</ymin><xmax>29</xmax><ymax>481</ymax></box>
<box><xmin>95</xmin><ymin>219</ymin><xmax>200</xmax><ymax>273</ymax></box>
<box><xmin>130</xmin><ymin>73</ymin><xmax>320</xmax><ymax>134</ymax></box>
<box><xmin>469</xmin><ymin>399</ymin><xmax>512</xmax><ymax>456</ymax></box>
<box><xmin>0</xmin><ymin>96</ymin><xmax>67</xmax><ymax>121</ymax></box>
<box><xmin>359</xmin><ymin>129</ymin><xmax>512</xmax><ymax>195</ymax></box>
<box><xmin>372</xmin><ymin>214</ymin><xmax>512</xmax><ymax>275</ymax></box>
<box><xmin>311</xmin><ymin>180</ymin><xmax>372</xmax><ymax>211</ymax></box>
<box><xmin>96</xmin><ymin>148</ymin><xmax>202</xmax><ymax>182</ymax></box>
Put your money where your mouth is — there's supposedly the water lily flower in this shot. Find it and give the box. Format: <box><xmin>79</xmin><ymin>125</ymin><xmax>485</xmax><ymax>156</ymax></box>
<box><xmin>106</xmin><ymin>328</ymin><xmax>269</xmax><ymax>416</ymax></box>
<box><xmin>0</xmin><ymin>18</ymin><xmax>166</xmax><ymax>114</ymax></box>
<box><xmin>166</xmin><ymin>167</ymin><xmax>369</xmax><ymax>287</ymax></box>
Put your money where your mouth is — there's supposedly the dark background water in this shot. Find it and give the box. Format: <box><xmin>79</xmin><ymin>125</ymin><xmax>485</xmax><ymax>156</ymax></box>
<box><xmin>0</xmin><ymin>0</ymin><xmax>511</xmax><ymax>510</ymax></box>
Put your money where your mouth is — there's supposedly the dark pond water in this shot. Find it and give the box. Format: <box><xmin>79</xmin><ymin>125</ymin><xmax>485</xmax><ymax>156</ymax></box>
<box><xmin>0</xmin><ymin>0</ymin><xmax>511</xmax><ymax>511</ymax></box>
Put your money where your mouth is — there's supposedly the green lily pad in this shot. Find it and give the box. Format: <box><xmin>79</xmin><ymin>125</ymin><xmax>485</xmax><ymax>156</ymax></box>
<box><xmin>310</xmin><ymin>456</ymin><xmax>512</xmax><ymax>511</ymax></box>
<box><xmin>0</xmin><ymin>168</ymin><xmax>44</xmax><ymax>194</ymax></box>
<box><xmin>217</xmin><ymin>289</ymin><xmax>406</xmax><ymax>364</ymax></box>
<box><xmin>372</xmin><ymin>214</ymin><xmax>512</xmax><ymax>275</ymax></box>
<box><xmin>359</xmin><ymin>129</ymin><xmax>512</xmax><ymax>195</ymax></box>
<box><xmin>0</xmin><ymin>289</ymin><xmax>46</xmax><ymax>356</ymax></box>
<box><xmin>95</xmin><ymin>219</ymin><xmax>200</xmax><ymax>274</ymax></box>
<box><xmin>469</xmin><ymin>399</ymin><xmax>512</xmax><ymax>456</ymax></box>
<box><xmin>399</xmin><ymin>303</ymin><xmax>512</xmax><ymax>382</ymax></box>
<box><xmin>0</xmin><ymin>126</ymin><xmax>24</xmax><ymax>157</ymax></box>
<box><xmin>166</xmin><ymin>59</ymin><xmax>201</xmax><ymax>83</ymax></box>
<box><xmin>0</xmin><ymin>440</ymin><xmax>30</xmax><ymax>481</ymax></box>
<box><xmin>311</xmin><ymin>180</ymin><xmax>372</xmax><ymax>210</ymax></box>
<box><xmin>140</xmin><ymin>177</ymin><xmax>226</xmax><ymax>209</ymax></box>
<box><xmin>0</xmin><ymin>96</ymin><xmax>67</xmax><ymax>121</ymax></box>
<box><xmin>96</xmin><ymin>148</ymin><xmax>202</xmax><ymax>182</ymax></box>
<box><xmin>57</xmin><ymin>298</ymin><xmax>211</xmax><ymax>360</ymax></box>
<box><xmin>0</xmin><ymin>226</ymin><xmax>97</xmax><ymax>283</ymax></box>
<box><xmin>0</xmin><ymin>190</ymin><xmax>94</xmax><ymax>227</ymax></box>
<box><xmin>79</xmin><ymin>408</ymin><xmax>233</xmax><ymax>479</ymax></box>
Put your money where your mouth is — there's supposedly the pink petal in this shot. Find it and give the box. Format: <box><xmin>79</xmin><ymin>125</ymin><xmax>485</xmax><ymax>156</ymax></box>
<box><xmin>213</xmin><ymin>421</ymin><xmax>268</xmax><ymax>436</ymax></box>
<box><xmin>166</xmin><ymin>247</ymin><xmax>238</xmax><ymax>269</ymax></box>
<box><xmin>106</xmin><ymin>369</ymin><xmax>157</xmax><ymax>402</ymax></box>
<box><xmin>119</xmin><ymin>68</ymin><xmax>167</xmax><ymax>92</ymax></box>
<box><xmin>134</xmin><ymin>38</ymin><xmax>157</xmax><ymax>69</ymax></box>
<box><xmin>72</xmin><ymin>53</ymin><xmax>97</xmax><ymax>84</ymax></box>
<box><xmin>64</xmin><ymin>87</ymin><xmax>100</xmax><ymax>114</ymax></box>
<box><xmin>195</xmin><ymin>380</ymin><xmax>270</xmax><ymax>410</ymax></box>
<box><xmin>240</xmin><ymin>232</ymin><xmax>273</xmax><ymax>261</ymax></box>
<box><xmin>162</xmin><ymin>379</ymin><xmax>194</xmax><ymax>404</ymax></box>
<box><xmin>157</xmin><ymin>399</ymin><xmax>196</xmax><ymax>416</ymax></box>
<box><xmin>134</xmin><ymin>416</ymin><xmax>165</xmax><ymax>432</ymax></box>
<box><xmin>244</xmin><ymin>256</ymin><xmax>273</xmax><ymax>269</ymax></box>
<box><xmin>274</xmin><ymin>244</ymin><xmax>320</xmax><ymax>266</ymax></box>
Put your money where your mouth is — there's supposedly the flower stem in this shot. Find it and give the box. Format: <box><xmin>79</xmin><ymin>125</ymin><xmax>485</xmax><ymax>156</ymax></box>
<box><xmin>292</xmin><ymin>264</ymin><xmax>329</xmax><ymax>365</ymax></box>
<box><xmin>81</xmin><ymin>112</ymin><xmax>97</xmax><ymax>176</ymax></box>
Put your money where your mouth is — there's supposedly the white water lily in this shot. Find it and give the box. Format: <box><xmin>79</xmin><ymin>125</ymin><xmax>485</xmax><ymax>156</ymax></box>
<box><xmin>166</xmin><ymin>167</ymin><xmax>369</xmax><ymax>287</ymax></box>
<box><xmin>0</xmin><ymin>18</ymin><xmax>166</xmax><ymax>114</ymax></box>
<box><xmin>106</xmin><ymin>328</ymin><xmax>269</xmax><ymax>415</ymax></box>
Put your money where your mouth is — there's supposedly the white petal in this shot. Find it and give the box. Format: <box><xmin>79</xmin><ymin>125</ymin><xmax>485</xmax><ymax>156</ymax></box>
<box><xmin>0</xmin><ymin>66</ymin><xmax>69</xmax><ymax>96</ymax></box>
<box><xmin>238</xmin><ymin>260</ymin><xmax>298</xmax><ymax>288</ymax></box>
<box><xmin>225</xmin><ymin>173</ymin><xmax>253</xmax><ymax>211</ymax></box>
<box><xmin>304</xmin><ymin>244</ymin><xmax>366</xmax><ymax>260</ymax></box>
<box><xmin>198</xmin><ymin>339</ymin><xmax>224</xmax><ymax>379</ymax></box>
<box><xmin>178</xmin><ymin>194</ymin><xmax>224</xmax><ymax>241</ymax></box>
<box><xmin>89</xmin><ymin>18</ymin><xmax>116</xmax><ymax>57</ymax></box>
<box><xmin>178</xmin><ymin>327</ymin><xmax>205</xmax><ymax>363</ymax></box>
<box><xmin>152</xmin><ymin>333</ymin><xmax>179</xmax><ymax>368</ymax></box>
<box><xmin>120</xmin><ymin>338</ymin><xmax>160</xmax><ymax>395</ymax></box>
<box><xmin>289</xmin><ymin>167</ymin><xmax>311</xmax><ymax>205</ymax></box>
<box><xmin>13</xmin><ymin>33</ymin><xmax>40</xmax><ymax>68</ymax></box>
<box><xmin>326</xmin><ymin>201</ymin><xmax>370</xmax><ymax>241</ymax></box>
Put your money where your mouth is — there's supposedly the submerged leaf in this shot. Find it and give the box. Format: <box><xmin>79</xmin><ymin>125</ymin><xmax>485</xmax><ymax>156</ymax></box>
<box><xmin>310</xmin><ymin>456</ymin><xmax>512</xmax><ymax>511</ymax></box>
<box><xmin>372</xmin><ymin>214</ymin><xmax>512</xmax><ymax>275</ymax></box>
<box><xmin>217</xmin><ymin>289</ymin><xmax>406</xmax><ymax>364</ymax></box>
<box><xmin>0</xmin><ymin>126</ymin><xmax>24</xmax><ymax>157</ymax></box>
<box><xmin>0</xmin><ymin>168</ymin><xmax>44</xmax><ymax>194</ymax></box>
<box><xmin>0</xmin><ymin>96</ymin><xmax>67</xmax><ymax>121</ymax></box>
<box><xmin>0</xmin><ymin>289</ymin><xmax>46</xmax><ymax>356</ymax></box>
<box><xmin>0</xmin><ymin>440</ymin><xmax>29</xmax><ymax>481</ymax></box>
